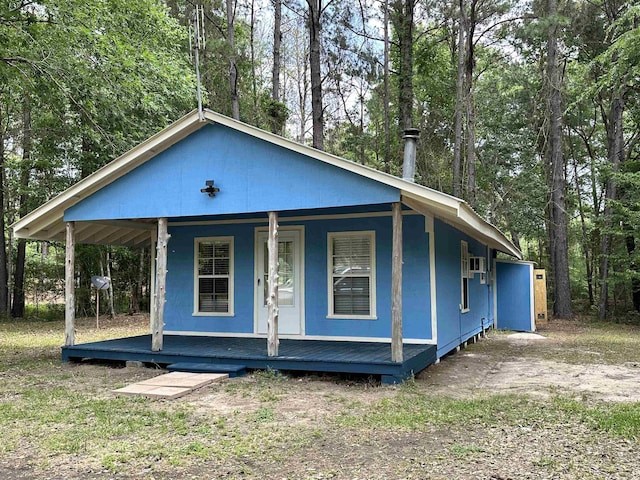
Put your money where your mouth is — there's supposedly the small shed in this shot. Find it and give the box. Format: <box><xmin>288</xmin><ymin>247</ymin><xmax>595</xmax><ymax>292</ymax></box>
<box><xmin>494</xmin><ymin>259</ymin><xmax>537</xmax><ymax>332</ymax></box>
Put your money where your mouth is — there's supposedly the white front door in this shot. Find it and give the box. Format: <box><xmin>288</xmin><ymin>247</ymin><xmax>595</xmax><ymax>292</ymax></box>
<box><xmin>256</xmin><ymin>228</ymin><xmax>303</xmax><ymax>335</ymax></box>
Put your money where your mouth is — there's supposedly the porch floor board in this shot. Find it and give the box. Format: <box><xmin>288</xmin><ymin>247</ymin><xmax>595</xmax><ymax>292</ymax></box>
<box><xmin>62</xmin><ymin>335</ymin><xmax>436</xmax><ymax>384</ymax></box>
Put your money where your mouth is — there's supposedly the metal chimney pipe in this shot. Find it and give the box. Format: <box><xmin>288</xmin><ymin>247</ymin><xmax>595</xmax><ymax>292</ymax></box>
<box><xmin>402</xmin><ymin>128</ymin><xmax>420</xmax><ymax>182</ymax></box>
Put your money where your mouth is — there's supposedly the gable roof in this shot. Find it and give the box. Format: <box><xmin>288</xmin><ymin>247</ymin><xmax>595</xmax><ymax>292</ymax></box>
<box><xmin>12</xmin><ymin>109</ymin><xmax>521</xmax><ymax>258</ymax></box>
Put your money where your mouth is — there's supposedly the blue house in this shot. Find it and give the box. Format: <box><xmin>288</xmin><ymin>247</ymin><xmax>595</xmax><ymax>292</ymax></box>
<box><xmin>13</xmin><ymin>109</ymin><xmax>523</xmax><ymax>383</ymax></box>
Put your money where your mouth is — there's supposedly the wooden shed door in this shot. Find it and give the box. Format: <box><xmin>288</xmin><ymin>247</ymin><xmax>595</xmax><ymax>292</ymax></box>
<box><xmin>256</xmin><ymin>229</ymin><xmax>303</xmax><ymax>335</ymax></box>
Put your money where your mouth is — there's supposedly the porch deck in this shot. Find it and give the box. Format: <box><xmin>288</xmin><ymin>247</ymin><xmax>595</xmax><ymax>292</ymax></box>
<box><xmin>62</xmin><ymin>335</ymin><xmax>437</xmax><ymax>384</ymax></box>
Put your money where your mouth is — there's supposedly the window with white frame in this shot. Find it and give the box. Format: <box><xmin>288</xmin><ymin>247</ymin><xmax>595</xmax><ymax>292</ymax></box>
<box><xmin>194</xmin><ymin>237</ymin><xmax>234</xmax><ymax>315</ymax></box>
<box><xmin>461</xmin><ymin>241</ymin><xmax>470</xmax><ymax>312</ymax></box>
<box><xmin>328</xmin><ymin>231</ymin><xmax>376</xmax><ymax>318</ymax></box>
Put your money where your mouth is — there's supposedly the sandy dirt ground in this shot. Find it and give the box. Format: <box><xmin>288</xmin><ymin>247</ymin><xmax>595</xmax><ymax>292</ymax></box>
<box><xmin>421</xmin><ymin>331</ymin><xmax>640</xmax><ymax>403</ymax></box>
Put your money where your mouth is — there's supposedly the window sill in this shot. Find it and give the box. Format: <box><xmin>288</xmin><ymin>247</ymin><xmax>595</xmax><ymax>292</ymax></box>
<box><xmin>192</xmin><ymin>312</ymin><xmax>235</xmax><ymax>317</ymax></box>
<box><xmin>460</xmin><ymin>308</ymin><xmax>470</xmax><ymax>314</ymax></box>
<box><xmin>326</xmin><ymin>314</ymin><xmax>378</xmax><ymax>321</ymax></box>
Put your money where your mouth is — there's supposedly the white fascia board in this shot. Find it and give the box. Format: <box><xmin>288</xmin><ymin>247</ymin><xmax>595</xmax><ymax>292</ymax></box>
<box><xmin>456</xmin><ymin>205</ymin><xmax>522</xmax><ymax>259</ymax></box>
<box><xmin>12</xmin><ymin>110</ymin><xmax>208</xmax><ymax>239</ymax></box>
<box><xmin>402</xmin><ymin>192</ymin><xmax>521</xmax><ymax>259</ymax></box>
<box><xmin>401</xmin><ymin>194</ymin><xmax>459</xmax><ymax>220</ymax></box>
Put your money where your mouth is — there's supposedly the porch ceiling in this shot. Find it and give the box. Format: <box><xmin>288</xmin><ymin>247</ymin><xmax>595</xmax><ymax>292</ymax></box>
<box><xmin>31</xmin><ymin>219</ymin><xmax>156</xmax><ymax>248</ymax></box>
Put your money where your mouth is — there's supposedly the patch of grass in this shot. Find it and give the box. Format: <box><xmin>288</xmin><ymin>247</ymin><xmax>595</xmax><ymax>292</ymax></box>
<box><xmin>253</xmin><ymin>406</ymin><xmax>276</xmax><ymax>422</ymax></box>
<box><xmin>23</xmin><ymin>304</ymin><xmax>65</xmax><ymax>322</ymax></box>
<box><xmin>0</xmin><ymin>317</ymin><xmax>311</xmax><ymax>476</ymax></box>
<box><xmin>449</xmin><ymin>444</ymin><xmax>486</xmax><ymax>457</ymax></box>
<box><xmin>337</xmin><ymin>390</ymin><xmax>640</xmax><ymax>441</ymax></box>
<box><xmin>0</xmin><ymin>315</ymin><xmax>320</xmax><ymax>475</ymax></box>
<box><xmin>337</xmin><ymin>392</ymin><xmax>555</xmax><ymax>429</ymax></box>
<box><xmin>1</xmin><ymin>379</ymin><xmax>317</xmax><ymax>473</ymax></box>
<box><xmin>253</xmin><ymin>368</ymin><xmax>287</xmax><ymax>381</ymax></box>
<box><xmin>551</xmin><ymin>330</ymin><xmax>640</xmax><ymax>365</ymax></box>
<box><xmin>224</xmin><ymin>369</ymin><xmax>290</xmax><ymax>403</ymax></box>
<box><xmin>533</xmin><ymin>457</ymin><xmax>558</xmax><ymax>468</ymax></box>
<box><xmin>0</xmin><ymin>315</ymin><xmax>148</xmax><ymax>371</ymax></box>
<box><xmin>553</xmin><ymin>396</ymin><xmax>640</xmax><ymax>440</ymax></box>
<box><xmin>471</xmin><ymin>319</ymin><xmax>640</xmax><ymax>365</ymax></box>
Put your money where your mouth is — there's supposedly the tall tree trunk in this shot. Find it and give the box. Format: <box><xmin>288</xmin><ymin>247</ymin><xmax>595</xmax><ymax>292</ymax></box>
<box><xmin>359</xmin><ymin>84</ymin><xmax>365</xmax><ymax>164</ymax></box>
<box><xmin>573</xmin><ymin>159</ymin><xmax>594</xmax><ymax>305</ymax></box>
<box><xmin>296</xmin><ymin>36</ymin><xmax>309</xmax><ymax>144</ymax></box>
<box><xmin>383</xmin><ymin>0</ymin><xmax>391</xmax><ymax>172</ymax></box>
<box><xmin>452</xmin><ymin>0</ymin><xmax>466</xmax><ymax>198</ymax></box>
<box><xmin>546</xmin><ymin>0</ymin><xmax>572</xmax><ymax>318</ymax></box>
<box><xmin>272</xmin><ymin>0</ymin><xmax>282</xmax><ymax>105</ymax></box>
<box><xmin>464</xmin><ymin>0</ymin><xmax>477</xmax><ymax>206</ymax></box>
<box><xmin>250</xmin><ymin>0</ymin><xmax>258</xmax><ymax>112</ymax></box>
<box><xmin>12</xmin><ymin>98</ymin><xmax>32</xmax><ymax>318</ymax></box>
<box><xmin>391</xmin><ymin>0</ymin><xmax>415</xmax><ymax>132</ymax></box>
<box><xmin>0</xmin><ymin>106</ymin><xmax>9</xmax><ymax>315</ymax></box>
<box><xmin>270</xmin><ymin>0</ymin><xmax>283</xmax><ymax>135</ymax></box>
<box><xmin>599</xmin><ymin>91</ymin><xmax>625</xmax><ymax>319</ymax></box>
<box><xmin>511</xmin><ymin>230</ymin><xmax>522</xmax><ymax>253</ymax></box>
<box><xmin>307</xmin><ymin>0</ymin><xmax>323</xmax><ymax>150</ymax></box>
<box><xmin>227</xmin><ymin>0</ymin><xmax>240</xmax><ymax>120</ymax></box>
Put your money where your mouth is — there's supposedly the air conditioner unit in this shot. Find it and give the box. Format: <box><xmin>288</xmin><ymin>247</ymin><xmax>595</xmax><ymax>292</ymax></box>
<box><xmin>469</xmin><ymin>256</ymin><xmax>486</xmax><ymax>274</ymax></box>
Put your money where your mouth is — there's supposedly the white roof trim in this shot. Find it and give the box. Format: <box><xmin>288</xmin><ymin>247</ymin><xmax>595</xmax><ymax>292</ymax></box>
<box><xmin>12</xmin><ymin>109</ymin><xmax>521</xmax><ymax>257</ymax></box>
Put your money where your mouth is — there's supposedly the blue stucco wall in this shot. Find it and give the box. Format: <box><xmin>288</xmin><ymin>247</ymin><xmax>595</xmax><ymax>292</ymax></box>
<box><xmin>64</xmin><ymin>124</ymin><xmax>399</xmax><ymax>221</ymax></box>
<box><xmin>434</xmin><ymin>219</ymin><xmax>492</xmax><ymax>358</ymax></box>
<box><xmin>163</xmin><ymin>212</ymin><xmax>433</xmax><ymax>341</ymax></box>
<box><xmin>495</xmin><ymin>261</ymin><xmax>533</xmax><ymax>331</ymax></box>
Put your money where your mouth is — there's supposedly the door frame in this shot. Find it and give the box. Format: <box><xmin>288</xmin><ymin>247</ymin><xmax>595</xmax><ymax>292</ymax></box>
<box><xmin>253</xmin><ymin>225</ymin><xmax>305</xmax><ymax>336</ymax></box>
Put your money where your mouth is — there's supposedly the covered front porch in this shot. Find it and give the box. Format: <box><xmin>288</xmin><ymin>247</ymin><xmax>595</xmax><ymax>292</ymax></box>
<box><xmin>62</xmin><ymin>335</ymin><xmax>437</xmax><ymax>384</ymax></box>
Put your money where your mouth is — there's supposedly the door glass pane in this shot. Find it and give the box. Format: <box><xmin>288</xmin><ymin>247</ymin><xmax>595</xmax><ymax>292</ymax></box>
<box><xmin>278</xmin><ymin>240</ymin><xmax>294</xmax><ymax>306</ymax></box>
<box><xmin>263</xmin><ymin>243</ymin><xmax>269</xmax><ymax>306</ymax></box>
<box><xmin>262</xmin><ymin>239</ymin><xmax>295</xmax><ymax>307</ymax></box>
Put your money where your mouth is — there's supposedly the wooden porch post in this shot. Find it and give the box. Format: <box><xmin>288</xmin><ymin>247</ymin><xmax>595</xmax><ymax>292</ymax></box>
<box><xmin>152</xmin><ymin>218</ymin><xmax>170</xmax><ymax>352</ymax></box>
<box><xmin>267</xmin><ymin>211</ymin><xmax>279</xmax><ymax>356</ymax></box>
<box><xmin>391</xmin><ymin>202</ymin><xmax>403</xmax><ymax>362</ymax></box>
<box><xmin>64</xmin><ymin>222</ymin><xmax>75</xmax><ymax>346</ymax></box>
<box><xmin>149</xmin><ymin>229</ymin><xmax>157</xmax><ymax>334</ymax></box>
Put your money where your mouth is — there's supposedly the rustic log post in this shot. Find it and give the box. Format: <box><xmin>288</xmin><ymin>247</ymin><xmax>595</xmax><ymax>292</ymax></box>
<box><xmin>64</xmin><ymin>222</ymin><xmax>76</xmax><ymax>346</ymax></box>
<box><xmin>152</xmin><ymin>218</ymin><xmax>170</xmax><ymax>351</ymax></box>
<box><xmin>267</xmin><ymin>211</ymin><xmax>279</xmax><ymax>357</ymax></box>
<box><xmin>391</xmin><ymin>202</ymin><xmax>403</xmax><ymax>362</ymax></box>
<box><xmin>149</xmin><ymin>230</ymin><xmax>156</xmax><ymax>334</ymax></box>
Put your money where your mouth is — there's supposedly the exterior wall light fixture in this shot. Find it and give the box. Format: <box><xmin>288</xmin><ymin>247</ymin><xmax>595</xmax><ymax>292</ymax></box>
<box><xmin>200</xmin><ymin>179</ymin><xmax>220</xmax><ymax>197</ymax></box>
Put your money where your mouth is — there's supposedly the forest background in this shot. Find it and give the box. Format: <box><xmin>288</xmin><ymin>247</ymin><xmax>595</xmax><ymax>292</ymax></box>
<box><xmin>1</xmin><ymin>0</ymin><xmax>638</xmax><ymax>322</ymax></box>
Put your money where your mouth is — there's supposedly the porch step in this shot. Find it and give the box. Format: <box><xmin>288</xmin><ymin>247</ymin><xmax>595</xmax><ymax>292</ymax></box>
<box><xmin>167</xmin><ymin>362</ymin><xmax>247</xmax><ymax>378</ymax></box>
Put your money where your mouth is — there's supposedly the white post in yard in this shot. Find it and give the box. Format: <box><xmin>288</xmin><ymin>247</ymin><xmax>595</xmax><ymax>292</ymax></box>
<box><xmin>391</xmin><ymin>202</ymin><xmax>403</xmax><ymax>363</ymax></box>
<box><xmin>64</xmin><ymin>221</ymin><xmax>76</xmax><ymax>346</ymax></box>
<box><xmin>152</xmin><ymin>218</ymin><xmax>170</xmax><ymax>352</ymax></box>
<box><xmin>267</xmin><ymin>211</ymin><xmax>279</xmax><ymax>357</ymax></box>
